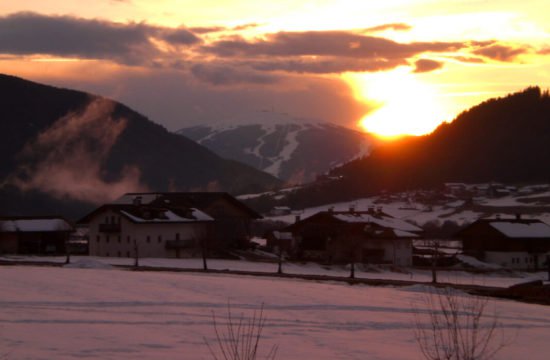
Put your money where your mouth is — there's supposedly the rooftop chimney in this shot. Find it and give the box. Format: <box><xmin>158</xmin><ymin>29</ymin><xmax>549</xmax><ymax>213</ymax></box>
<box><xmin>349</xmin><ymin>205</ymin><xmax>355</xmax><ymax>213</ymax></box>
<box><xmin>295</xmin><ymin>215</ymin><xmax>301</xmax><ymax>223</ymax></box>
<box><xmin>516</xmin><ymin>213</ymin><xmax>521</xmax><ymax>220</ymax></box>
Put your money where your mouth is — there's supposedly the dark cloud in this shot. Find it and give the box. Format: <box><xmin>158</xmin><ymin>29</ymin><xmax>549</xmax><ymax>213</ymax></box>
<box><xmin>160</xmin><ymin>27</ymin><xmax>201</xmax><ymax>45</ymax></box>
<box><xmin>473</xmin><ymin>44</ymin><xmax>530</xmax><ymax>61</ymax></box>
<box><xmin>190</xmin><ymin>63</ymin><xmax>280</xmax><ymax>85</ymax></box>
<box><xmin>189</xmin><ymin>23</ymin><xmax>260</xmax><ymax>35</ymax></box>
<box><xmin>249</xmin><ymin>57</ymin><xmax>407</xmax><ymax>74</ymax></box>
<box><xmin>450</xmin><ymin>55</ymin><xmax>486</xmax><ymax>64</ymax></box>
<box><xmin>363</xmin><ymin>23</ymin><xmax>412</xmax><ymax>33</ymax></box>
<box><xmin>204</xmin><ymin>31</ymin><xmax>465</xmax><ymax>59</ymax></box>
<box><xmin>232</xmin><ymin>23</ymin><xmax>262</xmax><ymax>31</ymax></box>
<box><xmin>189</xmin><ymin>26</ymin><xmax>226</xmax><ymax>34</ymax></box>
<box><xmin>413</xmin><ymin>59</ymin><xmax>444</xmax><ymax>73</ymax></box>
<box><xmin>0</xmin><ymin>12</ymin><xmax>200</xmax><ymax>65</ymax></box>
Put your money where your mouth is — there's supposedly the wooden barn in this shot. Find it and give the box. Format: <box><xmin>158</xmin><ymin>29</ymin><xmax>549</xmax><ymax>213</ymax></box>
<box><xmin>0</xmin><ymin>216</ymin><xmax>73</xmax><ymax>255</ymax></box>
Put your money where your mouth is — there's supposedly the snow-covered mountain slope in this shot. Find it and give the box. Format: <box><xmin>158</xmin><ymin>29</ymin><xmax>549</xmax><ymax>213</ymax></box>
<box><xmin>177</xmin><ymin>112</ymin><xmax>376</xmax><ymax>184</ymax></box>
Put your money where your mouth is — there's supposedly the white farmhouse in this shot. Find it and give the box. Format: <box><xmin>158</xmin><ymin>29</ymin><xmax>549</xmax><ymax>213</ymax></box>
<box><xmin>459</xmin><ymin>216</ymin><xmax>550</xmax><ymax>270</ymax></box>
<box><xmin>80</xmin><ymin>198</ymin><xmax>213</xmax><ymax>258</ymax></box>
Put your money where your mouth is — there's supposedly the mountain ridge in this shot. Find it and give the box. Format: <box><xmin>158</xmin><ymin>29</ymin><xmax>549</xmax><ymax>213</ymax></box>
<box><xmin>0</xmin><ymin>73</ymin><xmax>281</xmax><ymax>218</ymax></box>
<box><xmin>177</xmin><ymin>115</ymin><xmax>376</xmax><ymax>183</ymax></box>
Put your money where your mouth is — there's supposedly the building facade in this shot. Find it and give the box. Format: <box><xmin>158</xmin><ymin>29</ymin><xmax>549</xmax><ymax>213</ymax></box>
<box><xmin>283</xmin><ymin>207</ymin><xmax>422</xmax><ymax>266</ymax></box>
<box><xmin>459</xmin><ymin>217</ymin><xmax>550</xmax><ymax>270</ymax></box>
<box><xmin>79</xmin><ymin>192</ymin><xmax>261</xmax><ymax>258</ymax></box>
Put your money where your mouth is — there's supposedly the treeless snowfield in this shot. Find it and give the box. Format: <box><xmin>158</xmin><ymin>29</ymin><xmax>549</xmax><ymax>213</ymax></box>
<box><xmin>1</xmin><ymin>265</ymin><xmax>549</xmax><ymax>360</ymax></box>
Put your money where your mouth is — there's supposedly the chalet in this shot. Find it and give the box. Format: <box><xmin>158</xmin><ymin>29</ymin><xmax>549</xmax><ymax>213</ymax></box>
<box><xmin>459</xmin><ymin>216</ymin><xmax>550</xmax><ymax>270</ymax></box>
<box><xmin>79</xmin><ymin>192</ymin><xmax>261</xmax><ymax>258</ymax></box>
<box><xmin>283</xmin><ymin>207</ymin><xmax>422</xmax><ymax>266</ymax></box>
<box><xmin>0</xmin><ymin>216</ymin><xmax>73</xmax><ymax>255</ymax></box>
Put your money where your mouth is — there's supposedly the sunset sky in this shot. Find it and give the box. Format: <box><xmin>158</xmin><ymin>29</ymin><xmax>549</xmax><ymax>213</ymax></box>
<box><xmin>1</xmin><ymin>0</ymin><xmax>549</xmax><ymax>138</ymax></box>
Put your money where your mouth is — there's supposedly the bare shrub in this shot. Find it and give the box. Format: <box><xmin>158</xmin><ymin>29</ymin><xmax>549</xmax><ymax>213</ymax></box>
<box><xmin>413</xmin><ymin>287</ymin><xmax>512</xmax><ymax>360</ymax></box>
<box><xmin>205</xmin><ymin>303</ymin><xmax>278</xmax><ymax>360</ymax></box>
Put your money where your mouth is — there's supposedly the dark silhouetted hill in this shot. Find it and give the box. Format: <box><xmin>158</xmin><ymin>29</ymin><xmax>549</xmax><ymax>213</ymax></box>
<box><xmin>278</xmin><ymin>87</ymin><xmax>550</xmax><ymax>209</ymax></box>
<box><xmin>0</xmin><ymin>74</ymin><xmax>281</xmax><ymax>219</ymax></box>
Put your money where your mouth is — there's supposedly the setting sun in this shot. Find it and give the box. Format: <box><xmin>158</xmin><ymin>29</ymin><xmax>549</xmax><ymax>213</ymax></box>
<box><xmin>345</xmin><ymin>67</ymin><xmax>449</xmax><ymax>139</ymax></box>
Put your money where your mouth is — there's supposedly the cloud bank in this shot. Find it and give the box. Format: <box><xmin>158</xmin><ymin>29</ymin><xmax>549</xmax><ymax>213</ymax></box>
<box><xmin>0</xmin><ymin>11</ymin><xmax>540</xmax><ymax>84</ymax></box>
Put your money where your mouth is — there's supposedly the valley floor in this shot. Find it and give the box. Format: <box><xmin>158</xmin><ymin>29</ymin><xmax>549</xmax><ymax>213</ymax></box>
<box><xmin>1</xmin><ymin>261</ymin><xmax>549</xmax><ymax>359</ymax></box>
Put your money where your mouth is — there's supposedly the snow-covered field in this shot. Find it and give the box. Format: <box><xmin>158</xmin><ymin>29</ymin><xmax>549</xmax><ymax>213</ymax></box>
<box><xmin>2</xmin><ymin>255</ymin><xmax>547</xmax><ymax>288</ymax></box>
<box><xmin>1</xmin><ymin>265</ymin><xmax>549</xmax><ymax>359</ymax></box>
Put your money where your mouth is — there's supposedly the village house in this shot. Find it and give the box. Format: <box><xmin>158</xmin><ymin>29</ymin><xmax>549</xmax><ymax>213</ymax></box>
<box><xmin>0</xmin><ymin>216</ymin><xmax>73</xmax><ymax>255</ymax></box>
<box><xmin>458</xmin><ymin>215</ymin><xmax>550</xmax><ymax>270</ymax></box>
<box><xmin>79</xmin><ymin>192</ymin><xmax>261</xmax><ymax>258</ymax></box>
<box><xmin>281</xmin><ymin>207</ymin><xmax>422</xmax><ymax>266</ymax></box>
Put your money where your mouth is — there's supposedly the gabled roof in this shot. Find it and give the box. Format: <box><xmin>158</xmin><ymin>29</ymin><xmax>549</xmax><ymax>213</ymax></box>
<box><xmin>490</xmin><ymin>221</ymin><xmax>550</xmax><ymax>238</ymax></box>
<box><xmin>460</xmin><ymin>218</ymin><xmax>550</xmax><ymax>239</ymax></box>
<box><xmin>113</xmin><ymin>192</ymin><xmax>261</xmax><ymax>219</ymax></box>
<box><xmin>0</xmin><ymin>216</ymin><xmax>73</xmax><ymax>233</ymax></box>
<box><xmin>78</xmin><ymin>204</ymin><xmax>213</xmax><ymax>224</ymax></box>
<box><xmin>285</xmin><ymin>209</ymin><xmax>422</xmax><ymax>239</ymax></box>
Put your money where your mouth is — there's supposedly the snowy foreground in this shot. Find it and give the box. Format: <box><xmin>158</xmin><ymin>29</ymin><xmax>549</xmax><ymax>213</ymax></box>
<box><xmin>1</xmin><ymin>265</ymin><xmax>549</xmax><ymax>360</ymax></box>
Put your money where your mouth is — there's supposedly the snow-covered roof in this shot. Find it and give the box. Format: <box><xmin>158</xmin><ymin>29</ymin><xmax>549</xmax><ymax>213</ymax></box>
<box><xmin>393</xmin><ymin>229</ymin><xmax>421</xmax><ymax>238</ymax></box>
<box><xmin>120</xmin><ymin>208</ymin><xmax>213</xmax><ymax>223</ymax></box>
<box><xmin>0</xmin><ymin>218</ymin><xmax>72</xmax><ymax>232</ymax></box>
<box><xmin>333</xmin><ymin>213</ymin><xmax>422</xmax><ymax>232</ymax></box>
<box><xmin>272</xmin><ymin>231</ymin><xmax>293</xmax><ymax>240</ymax></box>
<box><xmin>113</xmin><ymin>193</ymin><xmax>159</xmax><ymax>205</ymax></box>
<box><xmin>490</xmin><ymin>221</ymin><xmax>550</xmax><ymax>238</ymax></box>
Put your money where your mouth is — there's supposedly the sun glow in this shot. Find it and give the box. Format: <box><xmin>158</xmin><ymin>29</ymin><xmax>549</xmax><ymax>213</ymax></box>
<box><xmin>345</xmin><ymin>67</ymin><xmax>449</xmax><ymax>139</ymax></box>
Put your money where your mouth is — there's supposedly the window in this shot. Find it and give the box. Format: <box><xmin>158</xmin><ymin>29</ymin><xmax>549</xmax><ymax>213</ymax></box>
<box><xmin>176</xmin><ymin>233</ymin><xmax>180</xmax><ymax>240</ymax></box>
<box><xmin>96</xmin><ymin>235</ymin><xmax>100</xmax><ymax>243</ymax></box>
<box><xmin>146</xmin><ymin>236</ymin><xmax>151</xmax><ymax>243</ymax></box>
<box><xmin>106</xmin><ymin>235</ymin><xmax>110</xmax><ymax>243</ymax></box>
<box><xmin>158</xmin><ymin>235</ymin><xmax>162</xmax><ymax>243</ymax></box>
<box><xmin>118</xmin><ymin>236</ymin><xmax>121</xmax><ymax>243</ymax></box>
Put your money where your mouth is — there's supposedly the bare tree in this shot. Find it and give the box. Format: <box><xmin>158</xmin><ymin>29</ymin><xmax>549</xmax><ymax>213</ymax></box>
<box><xmin>413</xmin><ymin>287</ymin><xmax>511</xmax><ymax>360</ymax></box>
<box><xmin>205</xmin><ymin>303</ymin><xmax>278</xmax><ymax>360</ymax></box>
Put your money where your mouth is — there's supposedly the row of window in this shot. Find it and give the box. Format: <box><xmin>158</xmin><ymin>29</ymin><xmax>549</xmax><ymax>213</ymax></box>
<box><xmin>103</xmin><ymin>251</ymin><xmax>132</xmax><ymax>257</ymax></box>
<box><xmin>104</xmin><ymin>216</ymin><xmax>121</xmax><ymax>224</ymax></box>
<box><xmin>96</xmin><ymin>233</ymin><xmax>181</xmax><ymax>244</ymax></box>
<box><xmin>510</xmin><ymin>257</ymin><xmax>535</xmax><ymax>264</ymax></box>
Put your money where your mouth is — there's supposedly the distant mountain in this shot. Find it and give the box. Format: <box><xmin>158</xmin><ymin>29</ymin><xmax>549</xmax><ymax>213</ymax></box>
<box><xmin>265</xmin><ymin>87</ymin><xmax>550</xmax><ymax>210</ymax></box>
<box><xmin>0</xmin><ymin>74</ymin><xmax>281</xmax><ymax>218</ymax></box>
<box><xmin>177</xmin><ymin>112</ymin><xmax>376</xmax><ymax>183</ymax></box>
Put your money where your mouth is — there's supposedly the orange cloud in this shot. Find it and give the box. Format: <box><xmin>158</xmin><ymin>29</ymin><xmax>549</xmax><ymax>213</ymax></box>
<box><xmin>413</xmin><ymin>59</ymin><xmax>444</xmax><ymax>73</ymax></box>
<box><xmin>473</xmin><ymin>44</ymin><xmax>530</xmax><ymax>61</ymax></box>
